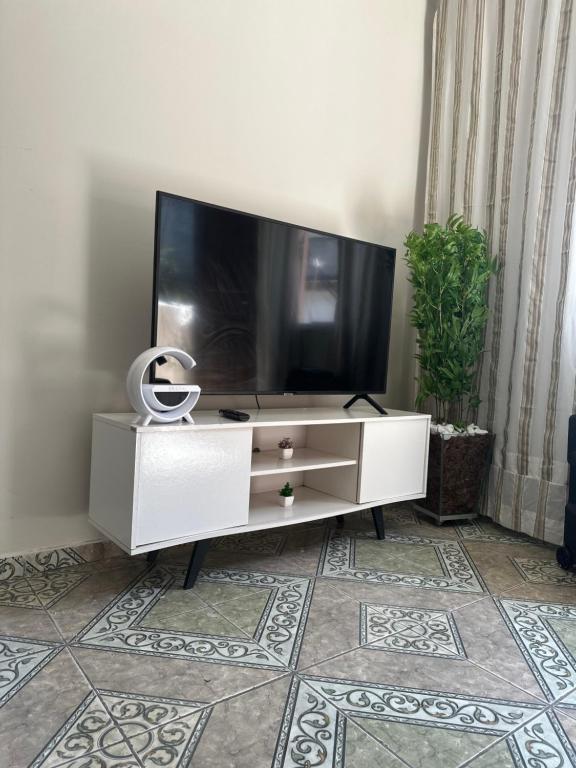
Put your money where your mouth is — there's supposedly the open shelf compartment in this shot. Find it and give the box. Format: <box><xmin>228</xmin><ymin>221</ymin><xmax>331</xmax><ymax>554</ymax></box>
<box><xmin>249</xmin><ymin>421</ymin><xmax>362</xmax><ymax>499</ymax></box>
<box><xmin>246</xmin><ymin>486</ymin><xmax>365</xmax><ymax>529</ymax></box>
<box><xmin>250</xmin><ymin>447</ymin><xmax>357</xmax><ymax>476</ymax></box>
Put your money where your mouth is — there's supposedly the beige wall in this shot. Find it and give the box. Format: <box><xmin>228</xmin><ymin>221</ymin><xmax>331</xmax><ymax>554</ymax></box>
<box><xmin>0</xmin><ymin>0</ymin><xmax>428</xmax><ymax>554</ymax></box>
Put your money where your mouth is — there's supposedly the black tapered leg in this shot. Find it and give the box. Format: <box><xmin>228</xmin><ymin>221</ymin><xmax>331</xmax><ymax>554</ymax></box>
<box><xmin>335</xmin><ymin>515</ymin><xmax>345</xmax><ymax>529</ymax></box>
<box><xmin>371</xmin><ymin>506</ymin><xmax>385</xmax><ymax>540</ymax></box>
<box><xmin>146</xmin><ymin>550</ymin><xmax>159</xmax><ymax>564</ymax></box>
<box><xmin>183</xmin><ymin>539</ymin><xmax>212</xmax><ymax>590</ymax></box>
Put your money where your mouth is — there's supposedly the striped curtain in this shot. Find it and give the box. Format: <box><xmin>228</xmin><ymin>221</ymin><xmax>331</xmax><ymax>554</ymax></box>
<box><xmin>426</xmin><ymin>0</ymin><xmax>576</xmax><ymax>544</ymax></box>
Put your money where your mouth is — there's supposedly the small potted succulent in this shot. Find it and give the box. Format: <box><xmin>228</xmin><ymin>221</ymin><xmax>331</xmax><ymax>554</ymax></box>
<box><xmin>278</xmin><ymin>437</ymin><xmax>294</xmax><ymax>460</ymax></box>
<box><xmin>278</xmin><ymin>482</ymin><xmax>295</xmax><ymax>507</ymax></box>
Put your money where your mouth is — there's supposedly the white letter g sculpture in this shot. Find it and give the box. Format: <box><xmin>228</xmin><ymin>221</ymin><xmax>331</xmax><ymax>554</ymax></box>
<box><xmin>126</xmin><ymin>346</ymin><xmax>201</xmax><ymax>426</ymax></box>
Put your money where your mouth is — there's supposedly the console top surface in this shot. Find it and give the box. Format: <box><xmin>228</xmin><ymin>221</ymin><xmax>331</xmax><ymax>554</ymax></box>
<box><xmin>94</xmin><ymin>407</ymin><xmax>429</xmax><ymax>432</ymax></box>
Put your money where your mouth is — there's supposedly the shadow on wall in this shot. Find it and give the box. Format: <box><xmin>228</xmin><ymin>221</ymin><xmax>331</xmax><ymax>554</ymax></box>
<box><xmin>7</xmin><ymin>159</ymin><xmax>323</xmax><ymax>549</ymax></box>
<box><xmin>7</xmin><ymin>168</ymin><xmax>154</xmax><ymax>548</ymax></box>
<box><xmin>8</xmin><ymin>300</ymin><xmax>103</xmax><ymax>547</ymax></box>
<box><xmin>85</xmin><ymin>169</ymin><xmax>153</xmax><ymax>405</ymax></box>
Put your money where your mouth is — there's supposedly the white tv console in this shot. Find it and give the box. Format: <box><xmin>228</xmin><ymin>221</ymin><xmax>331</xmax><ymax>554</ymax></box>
<box><xmin>89</xmin><ymin>407</ymin><xmax>430</xmax><ymax>587</ymax></box>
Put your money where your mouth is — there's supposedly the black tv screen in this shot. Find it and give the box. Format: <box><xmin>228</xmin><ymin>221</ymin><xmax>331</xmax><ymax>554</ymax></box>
<box><xmin>152</xmin><ymin>192</ymin><xmax>395</xmax><ymax>394</ymax></box>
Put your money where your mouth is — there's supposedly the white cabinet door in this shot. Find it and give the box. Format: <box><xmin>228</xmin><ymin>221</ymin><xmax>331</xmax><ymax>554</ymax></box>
<box><xmin>135</xmin><ymin>427</ymin><xmax>252</xmax><ymax>546</ymax></box>
<box><xmin>357</xmin><ymin>418</ymin><xmax>429</xmax><ymax>504</ymax></box>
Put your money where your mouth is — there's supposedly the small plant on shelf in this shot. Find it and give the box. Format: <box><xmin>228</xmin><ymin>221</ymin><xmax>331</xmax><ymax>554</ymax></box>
<box><xmin>278</xmin><ymin>482</ymin><xmax>295</xmax><ymax>507</ymax></box>
<box><xmin>278</xmin><ymin>437</ymin><xmax>294</xmax><ymax>460</ymax></box>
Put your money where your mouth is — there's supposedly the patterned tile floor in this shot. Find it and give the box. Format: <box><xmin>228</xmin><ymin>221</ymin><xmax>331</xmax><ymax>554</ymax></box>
<box><xmin>2</xmin><ymin>508</ymin><xmax>576</xmax><ymax>767</ymax></box>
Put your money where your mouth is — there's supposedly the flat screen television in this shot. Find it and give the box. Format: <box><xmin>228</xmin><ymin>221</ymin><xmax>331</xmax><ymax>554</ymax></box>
<box><xmin>151</xmin><ymin>191</ymin><xmax>395</xmax><ymax>395</ymax></box>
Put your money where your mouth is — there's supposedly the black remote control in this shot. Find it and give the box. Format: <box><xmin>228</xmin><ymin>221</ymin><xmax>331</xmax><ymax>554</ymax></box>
<box><xmin>219</xmin><ymin>409</ymin><xmax>250</xmax><ymax>422</ymax></box>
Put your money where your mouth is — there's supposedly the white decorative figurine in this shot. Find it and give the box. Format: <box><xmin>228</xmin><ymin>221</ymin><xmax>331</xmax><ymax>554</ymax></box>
<box><xmin>126</xmin><ymin>346</ymin><xmax>201</xmax><ymax>425</ymax></box>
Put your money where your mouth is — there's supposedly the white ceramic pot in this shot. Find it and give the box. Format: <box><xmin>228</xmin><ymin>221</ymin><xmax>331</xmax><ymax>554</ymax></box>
<box><xmin>280</xmin><ymin>448</ymin><xmax>294</xmax><ymax>460</ymax></box>
<box><xmin>279</xmin><ymin>495</ymin><xmax>294</xmax><ymax>507</ymax></box>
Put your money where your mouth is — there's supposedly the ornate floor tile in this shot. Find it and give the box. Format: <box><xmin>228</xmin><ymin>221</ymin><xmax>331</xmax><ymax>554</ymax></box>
<box><xmin>301</xmin><ymin>626</ymin><xmax>545</xmax><ymax>767</ymax></box>
<box><xmin>23</xmin><ymin>544</ymin><xmax>131</xmax><ymax>576</ymax></box>
<box><xmin>498</xmin><ymin>598</ymin><xmax>576</xmax><ymax>702</ymax></box>
<box><xmin>101</xmin><ymin>689</ymin><xmax>205</xmax><ymax>735</ymax></box>
<box><xmin>0</xmin><ymin>635</ymin><xmax>62</xmax><ymax>707</ymax></box>
<box><xmin>317</xmin><ymin>571</ymin><xmax>485</xmax><ymax>614</ymax></box>
<box><xmin>447</xmin><ymin>597</ymin><xmax>546</xmax><ymax>699</ymax></box>
<box><xmin>361</xmin><ymin>717</ymin><xmax>498</xmax><ymax>768</ymax></box>
<box><xmin>463</xmin><ymin>738</ymin><xmax>517</xmax><ymax>767</ymax></box>
<box><xmin>557</xmin><ymin>689</ymin><xmax>576</xmax><ymax>714</ymax></box>
<box><xmin>385</xmin><ymin>505</ymin><xmax>422</xmax><ymax>526</ymax></box>
<box><xmin>494</xmin><ymin>580</ymin><xmax>576</xmax><ymax>607</ymax></box>
<box><xmin>25</xmin><ymin>547</ymin><xmax>87</xmax><ymax>575</ymax></box>
<box><xmin>27</xmin><ymin>570</ymin><xmax>91</xmax><ymax>608</ymax></box>
<box><xmin>178</xmin><ymin>674</ymin><xmax>292</xmax><ymax>767</ymax></box>
<box><xmin>203</xmin><ymin>525</ymin><xmax>326</xmax><ymax>576</ymax></box>
<box><xmin>272</xmin><ymin>677</ymin><xmax>346</xmax><ymax>767</ymax></box>
<box><xmin>136</xmin><ymin>585</ymin><xmax>210</xmax><ymax>623</ymax></box>
<box><xmin>338</xmin><ymin>718</ymin><xmax>408</xmax><ymax>768</ymax></box>
<box><xmin>126</xmin><ymin>709</ymin><xmax>211</xmax><ymax>767</ymax></box>
<box><xmin>295</xmin><ymin>581</ymin><xmax>396</xmax><ymax>671</ymax></box>
<box><xmin>72</xmin><ymin>645</ymin><xmax>286</xmax><ymax>729</ymax></box>
<box><xmin>464</xmin><ymin>709</ymin><xmax>576</xmax><ymax>768</ymax></box>
<box><xmin>360</xmin><ymin>603</ymin><xmax>466</xmax><ymax>659</ymax></box>
<box><xmin>456</xmin><ymin>519</ymin><xmax>531</xmax><ymax>544</ymax></box>
<box><xmin>0</xmin><ymin>602</ymin><xmax>63</xmax><ymax>642</ymax></box>
<box><xmin>0</xmin><ymin>648</ymin><xmax>95</xmax><ymax>768</ymax></box>
<box><xmin>104</xmin><ymin>689</ymin><xmax>211</xmax><ymax>767</ymax></box>
<box><xmin>182</xmin><ymin>567</ymin><xmax>313</xmax><ymax>668</ymax></box>
<box><xmin>301</xmin><ymin>673</ymin><xmax>548</xmax><ymax>768</ymax></box>
<box><xmin>514</xmin><ymin>712</ymin><xmax>576</xmax><ymax>767</ymax></box>
<box><xmin>2</xmin><ymin>542</ymin><xmax>130</xmax><ymax>578</ymax></box>
<box><xmin>0</xmin><ymin>556</ymin><xmax>27</xmax><ymax>581</ymax></box>
<box><xmin>347</xmin><ymin>507</ymin><xmax>461</xmax><ymax>540</ymax></box>
<box><xmin>462</xmin><ymin>541</ymin><xmax>560</xmax><ymax>593</ymax></box>
<box><xmin>318</xmin><ymin>531</ymin><xmax>485</xmax><ymax>593</ymax></box>
<box><xmin>56</xmin><ymin>753</ymin><xmax>140</xmax><ymax>767</ymax></box>
<box><xmin>355</xmin><ymin>539</ymin><xmax>445</xmax><ymax>574</ymax></box>
<box><xmin>512</xmin><ymin>558</ymin><xmax>576</xmax><ymax>585</ymax></box>
<box><xmin>139</xmin><ymin>593</ymin><xmax>250</xmax><ymax>637</ymax></box>
<box><xmin>275</xmin><ymin>677</ymin><xmax>422</xmax><ymax>767</ymax></box>
<box><xmin>212</xmin><ymin>530</ymin><xmax>287</xmax><ymax>555</ymax></box>
<box><xmin>71</xmin><ymin>565</ymin><xmax>312</xmax><ymax>670</ymax></box>
<box><xmin>27</xmin><ymin>685</ymin><xmax>212</xmax><ymax>767</ymax></box>
<box><xmin>303</xmin><ymin>675</ymin><xmax>541</xmax><ymax>733</ymax></box>
<box><xmin>0</xmin><ymin>576</ymin><xmax>42</xmax><ymax>609</ymax></box>
<box><xmin>6</xmin><ymin>518</ymin><xmax>576</xmax><ymax>766</ymax></box>
<box><xmin>44</xmin><ymin>562</ymin><xmax>151</xmax><ymax>641</ymax></box>
<box><xmin>170</xmin><ymin>673</ymin><xmax>405</xmax><ymax>768</ymax></box>
<box><xmin>354</xmin><ymin>506</ymin><xmax>420</xmax><ymax>529</ymax></box>
<box><xmin>309</xmin><ymin>675</ymin><xmax>572</xmax><ymax>768</ymax></box>
<box><xmin>198</xmin><ymin>590</ymin><xmax>272</xmax><ymax>635</ymax></box>
<box><xmin>29</xmin><ymin>690</ymin><xmax>128</xmax><ymax>767</ymax></box>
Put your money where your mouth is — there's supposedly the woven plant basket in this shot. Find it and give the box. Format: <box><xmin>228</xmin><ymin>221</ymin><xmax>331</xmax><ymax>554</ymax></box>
<box><xmin>418</xmin><ymin>432</ymin><xmax>494</xmax><ymax>521</ymax></box>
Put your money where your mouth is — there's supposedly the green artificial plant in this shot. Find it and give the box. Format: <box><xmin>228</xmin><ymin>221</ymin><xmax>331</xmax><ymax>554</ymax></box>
<box><xmin>279</xmin><ymin>482</ymin><xmax>294</xmax><ymax>497</ymax></box>
<box><xmin>405</xmin><ymin>215</ymin><xmax>499</xmax><ymax>426</ymax></box>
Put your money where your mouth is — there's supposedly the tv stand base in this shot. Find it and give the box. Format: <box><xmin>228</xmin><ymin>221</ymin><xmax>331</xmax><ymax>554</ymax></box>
<box><xmin>343</xmin><ymin>393</ymin><xmax>387</xmax><ymax>416</ymax></box>
<box><xmin>89</xmin><ymin>408</ymin><xmax>431</xmax><ymax>590</ymax></box>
